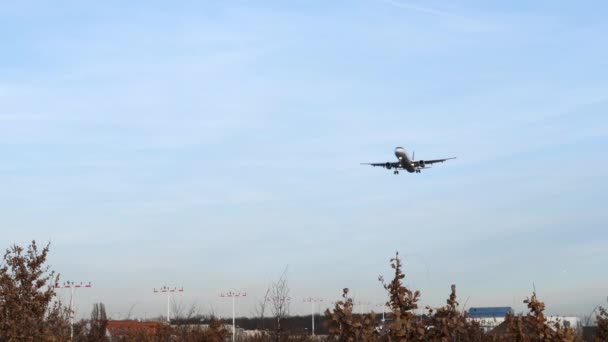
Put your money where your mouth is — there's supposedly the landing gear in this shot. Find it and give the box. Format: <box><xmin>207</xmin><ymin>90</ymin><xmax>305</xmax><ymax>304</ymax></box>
<box><xmin>415</xmin><ymin>170</ymin><xmax>421</xmax><ymax>174</ymax></box>
<box><xmin>393</xmin><ymin>170</ymin><xmax>399</xmax><ymax>175</ymax></box>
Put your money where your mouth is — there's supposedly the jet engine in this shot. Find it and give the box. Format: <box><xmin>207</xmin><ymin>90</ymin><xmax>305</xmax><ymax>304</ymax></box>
<box><xmin>385</xmin><ymin>162</ymin><xmax>392</xmax><ymax>169</ymax></box>
<box><xmin>419</xmin><ymin>160</ymin><xmax>426</xmax><ymax>168</ymax></box>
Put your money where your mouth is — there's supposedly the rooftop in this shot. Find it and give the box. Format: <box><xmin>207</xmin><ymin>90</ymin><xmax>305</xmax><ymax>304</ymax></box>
<box><xmin>468</xmin><ymin>307</ymin><xmax>512</xmax><ymax>318</ymax></box>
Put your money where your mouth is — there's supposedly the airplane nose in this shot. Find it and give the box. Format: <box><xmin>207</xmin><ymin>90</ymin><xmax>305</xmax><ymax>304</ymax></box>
<box><xmin>395</xmin><ymin>147</ymin><xmax>408</xmax><ymax>160</ymax></box>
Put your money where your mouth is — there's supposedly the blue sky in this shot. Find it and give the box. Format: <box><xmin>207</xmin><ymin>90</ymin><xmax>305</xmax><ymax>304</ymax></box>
<box><xmin>1</xmin><ymin>0</ymin><xmax>607</xmax><ymax>319</ymax></box>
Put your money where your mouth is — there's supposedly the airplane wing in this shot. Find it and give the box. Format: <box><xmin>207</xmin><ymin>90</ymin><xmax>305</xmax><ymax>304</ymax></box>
<box><xmin>413</xmin><ymin>157</ymin><xmax>456</xmax><ymax>166</ymax></box>
<box><xmin>361</xmin><ymin>162</ymin><xmax>400</xmax><ymax>169</ymax></box>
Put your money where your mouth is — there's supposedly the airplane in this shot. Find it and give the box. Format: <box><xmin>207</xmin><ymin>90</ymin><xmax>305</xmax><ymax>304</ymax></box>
<box><xmin>362</xmin><ymin>147</ymin><xmax>456</xmax><ymax>175</ymax></box>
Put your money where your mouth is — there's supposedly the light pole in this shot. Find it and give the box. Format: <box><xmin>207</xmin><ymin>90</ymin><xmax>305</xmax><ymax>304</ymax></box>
<box><xmin>303</xmin><ymin>297</ymin><xmax>323</xmax><ymax>337</ymax></box>
<box><xmin>54</xmin><ymin>281</ymin><xmax>92</xmax><ymax>341</ymax></box>
<box><xmin>376</xmin><ymin>303</ymin><xmax>387</xmax><ymax>323</ymax></box>
<box><xmin>154</xmin><ymin>286</ymin><xmax>183</xmax><ymax>323</ymax></box>
<box><xmin>355</xmin><ymin>301</ymin><xmax>371</xmax><ymax>315</ymax></box>
<box><xmin>220</xmin><ymin>291</ymin><xmax>246</xmax><ymax>342</ymax></box>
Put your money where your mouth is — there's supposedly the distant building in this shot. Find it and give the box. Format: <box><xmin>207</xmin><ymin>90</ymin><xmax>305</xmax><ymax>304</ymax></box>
<box><xmin>488</xmin><ymin>316</ymin><xmax>582</xmax><ymax>339</ymax></box>
<box><xmin>467</xmin><ymin>307</ymin><xmax>512</xmax><ymax>332</ymax></box>
<box><xmin>546</xmin><ymin>316</ymin><xmax>581</xmax><ymax>331</ymax></box>
<box><xmin>106</xmin><ymin>320</ymin><xmax>165</xmax><ymax>338</ymax></box>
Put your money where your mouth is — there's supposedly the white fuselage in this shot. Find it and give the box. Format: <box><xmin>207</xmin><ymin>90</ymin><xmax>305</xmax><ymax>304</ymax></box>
<box><xmin>395</xmin><ymin>147</ymin><xmax>416</xmax><ymax>173</ymax></box>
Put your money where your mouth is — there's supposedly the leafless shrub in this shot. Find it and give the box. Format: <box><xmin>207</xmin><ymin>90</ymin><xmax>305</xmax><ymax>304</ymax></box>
<box><xmin>170</xmin><ymin>298</ymin><xmax>201</xmax><ymax>322</ymax></box>
<box><xmin>270</xmin><ymin>266</ymin><xmax>291</xmax><ymax>340</ymax></box>
<box><xmin>125</xmin><ymin>302</ymin><xmax>137</xmax><ymax>320</ymax></box>
<box><xmin>255</xmin><ymin>287</ymin><xmax>272</xmax><ymax>330</ymax></box>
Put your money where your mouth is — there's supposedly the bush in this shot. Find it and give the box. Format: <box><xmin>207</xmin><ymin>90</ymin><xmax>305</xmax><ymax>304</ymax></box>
<box><xmin>0</xmin><ymin>241</ymin><xmax>70</xmax><ymax>341</ymax></box>
<box><xmin>326</xmin><ymin>252</ymin><xmax>586</xmax><ymax>342</ymax></box>
<box><xmin>325</xmin><ymin>288</ymin><xmax>380</xmax><ymax>341</ymax></box>
<box><xmin>596</xmin><ymin>307</ymin><xmax>608</xmax><ymax>342</ymax></box>
<box><xmin>425</xmin><ymin>285</ymin><xmax>486</xmax><ymax>342</ymax></box>
<box><xmin>491</xmin><ymin>292</ymin><xmax>582</xmax><ymax>342</ymax></box>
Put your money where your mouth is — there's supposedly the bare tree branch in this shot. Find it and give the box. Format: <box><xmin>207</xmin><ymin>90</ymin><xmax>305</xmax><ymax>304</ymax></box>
<box><xmin>254</xmin><ymin>287</ymin><xmax>272</xmax><ymax>330</ymax></box>
<box><xmin>171</xmin><ymin>297</ymin><xmax>185</xmax><ymax>320</ymax></box>
<box><xmin>270</xmin><ymin>266</ymin><xmax>290</xmax><ymax>339</ymax></box>
<box><xmin>125</xmin><ymin>302</ymin><xmax>138</xmax><ymax>320</ymax></box>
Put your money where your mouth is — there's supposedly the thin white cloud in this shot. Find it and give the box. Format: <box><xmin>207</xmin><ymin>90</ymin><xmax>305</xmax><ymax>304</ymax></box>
<box><xmin>373</xmin><ymin>0</ymin><xmax>506</xmax><ymax>33</ymax></box>
<box><xmin>377</xmin><ymin>0</ymin><xmax>466</xmax><ymax>20</ymax></box>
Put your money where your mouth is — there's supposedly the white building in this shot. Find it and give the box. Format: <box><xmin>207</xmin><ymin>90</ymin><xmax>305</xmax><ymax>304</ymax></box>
<box><xmin>467</xmin><ymin>307</ymin><xmax>512</xmax><ymax>333</ymax></box>
<box><xmin>546</xmin><ymin>316</ymin><xmax>582</xmax><ymax>331</ymax></box>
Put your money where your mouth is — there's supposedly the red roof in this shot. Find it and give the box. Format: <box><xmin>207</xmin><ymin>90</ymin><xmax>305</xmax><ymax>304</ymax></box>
<box><xmin>106</xmin><ymin>320</ymin><xmax>165</xmax><ymax>336</ymax></box>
